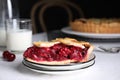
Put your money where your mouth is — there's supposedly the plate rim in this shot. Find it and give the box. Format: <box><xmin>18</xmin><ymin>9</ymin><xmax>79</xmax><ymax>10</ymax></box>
<box><xmin>23</xmin><ymin>59</ymin><xmax>95</xmax><ymax>71</ymax></box>
<box><xmin>22</xmin><ymin>60</ymin><xmax>95</xmax><ymax>74</ymax></box>
<box><xmin>22</xmin><ymin>60</ymin><xmax>95</xmax><ymax>71</ymax></box>
<box><xmin>61</xmin><ymin>27</ymin><xmax>120</xmax><ymax>39</ymax></box>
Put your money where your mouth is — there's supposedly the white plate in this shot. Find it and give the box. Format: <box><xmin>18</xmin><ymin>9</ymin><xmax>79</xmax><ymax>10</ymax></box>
<box><xmin>61</xmin><ymin>27</ymin><xmax>120</xmax><ymax>39</ymax></box>
<box><xmin>23</xmin><ymin>54</ymin><xmax>95</xmax><ymax>71</ymax></box>
<box><xmin>22</xmin><ymin>60</ymin><xmax>95</xmax><ymax>75</ymax></box>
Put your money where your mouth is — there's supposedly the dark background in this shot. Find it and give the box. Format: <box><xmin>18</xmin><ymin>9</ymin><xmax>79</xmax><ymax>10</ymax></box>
<box><xmin>18</xmin><ymin>0</ymin><xmax>120</xmax><ymax>32</ymax></box>
<box><xmin>19</xmin><ymin>0</ymin><xmax>120</xmax><ymax>18</ymax></box>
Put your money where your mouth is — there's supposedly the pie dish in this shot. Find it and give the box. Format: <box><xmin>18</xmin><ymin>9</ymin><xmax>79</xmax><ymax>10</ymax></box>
<box><xmin>70</xmin><ymin>18</ymin><xmax>120</xmax><ymax>34</ymax></box>
<box><xmin>23</xmin><ymin>38</ymin><xmax>94</xmax><ymax>65</ymax></box>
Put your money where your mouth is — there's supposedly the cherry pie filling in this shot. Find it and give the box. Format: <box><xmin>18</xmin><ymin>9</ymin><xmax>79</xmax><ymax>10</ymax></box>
<box><xmin>24</xmin><ymin>43</ymin><xmax>88</xmax><ymax>62</ymax></box>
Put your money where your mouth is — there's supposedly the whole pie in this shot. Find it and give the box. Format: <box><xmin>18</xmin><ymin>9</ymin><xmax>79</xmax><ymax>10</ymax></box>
<box><xmin>23</xmin><ymin>38</ymin><xmax>94</xmax><ymax>65</ymax></box>
<box><xmin>70</xmin><ymin>18</ymin><xmax>120</xmax><ymax>33</ymax></box>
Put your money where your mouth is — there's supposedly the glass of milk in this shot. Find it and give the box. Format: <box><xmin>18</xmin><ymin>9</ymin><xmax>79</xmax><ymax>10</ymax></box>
<box><xmin>6</xmin><ymin>19</ymin><xmax>32</xmax><ymax>52</ymax></box>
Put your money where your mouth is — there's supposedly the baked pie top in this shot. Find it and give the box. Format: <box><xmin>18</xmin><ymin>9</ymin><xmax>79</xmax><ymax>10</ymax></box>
<box><xmin>33</xmin><ymin>38</ymin><xmax>90</xmax><ymax>48</ymax></box>
<box><xmin>23</xmin><ymin>38</ymin><xmax>94</xmax><ymax>65</ymax></box>
<box><xmin>72</xmin><ymin>18</ymin><xmax>120</xmax><ymax>24</ymax></box>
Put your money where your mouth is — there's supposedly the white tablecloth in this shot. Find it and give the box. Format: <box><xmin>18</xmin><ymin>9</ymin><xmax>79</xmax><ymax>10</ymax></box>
<box><xmin>0</xmin><ymin>33</ymin><xmax>120</xmax><ymax>80</ymax></box>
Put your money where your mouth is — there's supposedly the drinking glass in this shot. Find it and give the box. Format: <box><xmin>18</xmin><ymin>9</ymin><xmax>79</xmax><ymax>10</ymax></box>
<box><xmin>6</xmin><ymin>19</ymin><xmax>32</xmax><ymax>52</ymax></box>
<box><xmin>0</xmin><ymin>0</ymin><xmax>19</xmax><ymax>47</ymax></box>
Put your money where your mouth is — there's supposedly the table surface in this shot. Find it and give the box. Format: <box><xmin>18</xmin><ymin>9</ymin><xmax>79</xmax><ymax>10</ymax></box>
<box><xmin>0</xmin><ymin>32</ymin><xmax>120</xmax><ymax>80</ymax></box>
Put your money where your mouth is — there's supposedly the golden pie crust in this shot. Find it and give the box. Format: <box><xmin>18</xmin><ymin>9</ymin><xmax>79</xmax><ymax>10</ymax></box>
<box><xmin>70</xmin><ymin>18</ymin><xmax>120</xmax><ymax>33</ymax></box>
<box><xmin>25</xmin><ymin>38</ymin><xmax>94</xmax><ymax>65</ymax></box>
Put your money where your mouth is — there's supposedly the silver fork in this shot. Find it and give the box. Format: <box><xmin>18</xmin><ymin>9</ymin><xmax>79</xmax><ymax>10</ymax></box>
<box><xmin>95</xmin><ymin>46</ymin><xmax>120</xmax><ymax>53</ymax></box>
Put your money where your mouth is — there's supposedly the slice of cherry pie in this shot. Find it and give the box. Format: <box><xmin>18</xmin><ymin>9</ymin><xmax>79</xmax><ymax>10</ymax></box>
<box><xmin>23</xmin><ymin>38</ymin><xmax>94</xmax><ymax>65</ymax></box>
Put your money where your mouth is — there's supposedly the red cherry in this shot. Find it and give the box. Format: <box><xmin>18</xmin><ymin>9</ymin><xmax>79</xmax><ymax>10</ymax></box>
<box><xmin>3</xmin><ymin>51</ymin><xmax>10</xmax><ymax>59</ymax></box>
<box><xmin>7</xmin><ymin>53</ymin><xmax>16</xmax><ymax>61</ymax></box>
<box><xmin>2</xmin><ymin>51</ymin><xmax>16</xmax><ymax>61</ymax></box>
